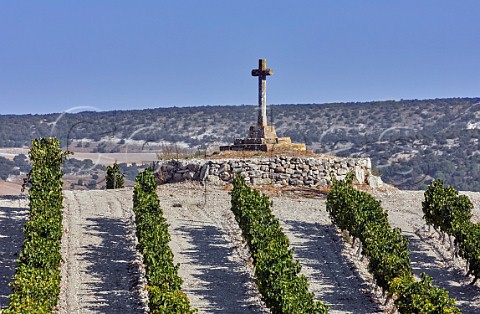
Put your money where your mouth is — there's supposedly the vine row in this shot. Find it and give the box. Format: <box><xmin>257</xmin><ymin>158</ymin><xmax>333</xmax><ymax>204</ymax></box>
<box><xmin>326</xmin><ymin>174</ymin><xmax>460</xmax><ymax>313</ymax></box>
<box><xmin>423</xmin><ymin>179</ymin><xmax>480</xmax><ymax>284</ymax></box>
<box><xmin>230</xmin><ymin>175</ymin><xmax>329</xmax><ymax>314</ymax></box>
<box><xmin>3</xmin><ymin>138</ymin><xmax>69</xmax><ymax>313</ymax></box>
<box><xmin>133</xmin><ymin>168</ymin><xmax>196</xmax><ymax>313</ymax></box>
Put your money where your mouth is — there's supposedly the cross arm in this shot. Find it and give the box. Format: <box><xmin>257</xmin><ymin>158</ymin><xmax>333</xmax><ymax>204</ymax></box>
<box><xmin>251</xmin><ymin>68</ymin><xmax>273</xmax><ymax>77</ymax></box>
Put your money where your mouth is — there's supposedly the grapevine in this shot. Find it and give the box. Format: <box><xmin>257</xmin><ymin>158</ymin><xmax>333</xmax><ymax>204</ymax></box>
<box><xmin>133</xmin><ymin>168</ymin><xmax>196</xmax><ymax>313</ymax></box>
<box><xmin>3</xmin><ymin>137</ymin><xmax>70</xmax><ymax>313</ymax></box>
<box><xmin>422</xmin><ymin>179</ymin><xmax>480</xmax><ymax>285</ymax></box>
<box><xmin>326</xmin><ymin>174</ymin><xmax>460</xmax><ymax>313</ymax></box>
<box><xmin>230</xmin><ymin>175</ymin><xmax>329</xmax><ymax>314</ymax></box>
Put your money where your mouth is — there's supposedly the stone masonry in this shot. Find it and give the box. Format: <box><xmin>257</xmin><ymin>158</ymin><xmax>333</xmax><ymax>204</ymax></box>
<box><xmin>158</xmin><ymin>156</ymin><xmax>384</xmax><ymax>188</ymax></box>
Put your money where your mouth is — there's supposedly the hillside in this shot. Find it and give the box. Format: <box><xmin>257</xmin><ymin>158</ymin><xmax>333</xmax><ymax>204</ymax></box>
<box><xmin>0</xmin><ymin>97</ymin><xmax>479</xmax><ymax>191</ymax></box>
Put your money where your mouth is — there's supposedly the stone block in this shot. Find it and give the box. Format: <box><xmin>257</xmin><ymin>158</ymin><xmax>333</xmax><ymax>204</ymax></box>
<box><xmin>335</xmin><ymin>175</ymin><xmax>346</xmax><ymax>181</ymax></box>
<box><xmin>289</xmin><ymin>179</ymin><xmax>303</xmax><ymax>186</ymax></box>
<box><xmin>220</xmin><ymin>172</ymin><xmax>232</xmax><ymax>181</ymax></box>
<box><xmin>251</xmin><ymin>177</ymin><xmax>272</xmax><ymax>185</ymax></box>
<box><xmin>207</xmin><ymin>175</ymin><xmax>221</xmax><ymax>185</ymax></box>
<box><xmin>368</xmin><ymin>176</ymin><xmax>383</xmax><ymax>188</ymax></box>
<box><xmin>199</xmin><ymin>165</ymin><xmax>210</xmax><ymax>181</ymax></box>
<box><xmin>183</xmin><ymin>171</ymin><xmax>195</xmax><ymax>180</ymax></box>
<box><xmin>232</xmin><ymin>167</ymin><xmax>243</xmax><ymax>174</ymax></box>
<box><xmin>173</xmin><ymin>173</ymin><xmax>183</xmax><ymax>182</ymax></box>
<box><xmin>187</xmin><ymin>163</ymin><xmax>200</xmax><ymax>172</ymax></box>
<box><xmin>219</xmin><ymin>163</ymin><xmax>231</xmax><ymax>173</ymax></box>
<box><xmin>285</xmin><ymin>168</ymin><xmax>294</xmax><ymax>174</ymax></box>
<box><xmin>355</xmin><ymin>167</ymin><xmax>365</xmax><ymax>184</ymax></box>
<box><xmin>162</xmin><ymin>164</ymin><xmax>175</xmax><ymax>172</ymax></box>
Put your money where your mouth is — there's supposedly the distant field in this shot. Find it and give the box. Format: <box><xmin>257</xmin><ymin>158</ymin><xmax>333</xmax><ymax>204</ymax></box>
<box><xmin>0</xmin><ymin>148</ymin><xmax>29</xmax><ymax>160</ymax></box>
<box><xmin>69</xmin><ymin>152</ymin><xmax>159</xmax><ymax>165</ymax></box>
<box><xmin>0</xmin><ymin>181</ymin><xmax>23</xmax><ymax>196</ymax></box>
<box><xmin>0</xmin><ymin>148</ymin><xmax>159</xmax><ymax>165</ymax></box>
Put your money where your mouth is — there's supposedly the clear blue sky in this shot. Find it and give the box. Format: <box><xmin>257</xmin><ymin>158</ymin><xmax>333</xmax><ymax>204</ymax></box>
<box><xmin>1</xmin><ymin>1</ymin><xmax>479</xmax><ymax>114</ymax></box>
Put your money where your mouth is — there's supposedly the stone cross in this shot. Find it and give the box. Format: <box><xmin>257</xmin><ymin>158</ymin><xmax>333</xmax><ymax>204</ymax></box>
<box><xmin>252</xmin><ymin>59</ymin><xmax>273</xmax><ymax>127</ymax></box>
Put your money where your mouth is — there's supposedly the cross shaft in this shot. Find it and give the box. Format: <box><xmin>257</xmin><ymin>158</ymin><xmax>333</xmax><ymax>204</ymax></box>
<box><xmin>252</xmin><ymin>59</ymin><xmax>273</xmax><ymax>127</ymax></box>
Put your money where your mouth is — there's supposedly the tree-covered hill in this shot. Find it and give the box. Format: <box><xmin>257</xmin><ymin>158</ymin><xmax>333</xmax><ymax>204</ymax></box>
<box><xmin>0</xmin><ymin>97</ymin><xmax>479</xmax><ymax>191</ymax></box>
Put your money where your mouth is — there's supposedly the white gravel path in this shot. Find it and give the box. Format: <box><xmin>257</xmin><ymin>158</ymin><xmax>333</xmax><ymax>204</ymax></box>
<box><xmin>270</xmin><ymin>196</ymin><xmax>383</xmax><ymax>313</ymax></box>
<box><xmin>58</xmin><ymin>189</ymin><xmax>147</xmax><ymax>314</ymax></box>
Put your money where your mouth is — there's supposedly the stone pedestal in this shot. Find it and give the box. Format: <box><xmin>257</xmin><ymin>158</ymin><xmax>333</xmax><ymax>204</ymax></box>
<box><xmin>220</xmin><ymin>125</ymin><xmax>306</xmax><ymax>152</ymax></box>
<box><xmin>249</xmin><ymin>125</ymin><xmax>277</xmax><ymax>140</ymax></box>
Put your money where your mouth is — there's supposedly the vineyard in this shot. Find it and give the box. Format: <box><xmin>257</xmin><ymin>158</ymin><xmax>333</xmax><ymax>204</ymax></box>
<box><xmin>1</xmin><ymin>142</ymin><xmax>480</xmax><ymax>312</ymax></box>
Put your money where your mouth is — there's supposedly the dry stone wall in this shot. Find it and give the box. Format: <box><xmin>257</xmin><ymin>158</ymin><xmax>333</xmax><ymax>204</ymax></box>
<box><xmin>158</xmin><ymin>156</ymin><xmax>383</xmax><ymax>188</ymax></box>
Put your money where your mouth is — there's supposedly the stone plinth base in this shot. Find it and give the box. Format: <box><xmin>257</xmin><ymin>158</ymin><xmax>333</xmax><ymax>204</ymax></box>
<box><xmin>220</xmin><ymin>124</ymin><xmax>306</xmax><ymax>152</ymax></box>
<box><xmin>249</xmin><ymin>125</ymin><xmax>277</xmax><ymax>139</ymax></box>
<box><xmin>220</xmin><ymin>137</ymin><xmax>306</xmax><ymax>152</ymax></box>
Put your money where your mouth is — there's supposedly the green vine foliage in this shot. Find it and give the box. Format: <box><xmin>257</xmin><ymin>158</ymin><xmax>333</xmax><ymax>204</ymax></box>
<box><xmin>326</xmin><ymin>174</ymin><xmax>411</xmax><ymax>292</ymax></box>
<box><xmin>3</xmin><ymin>137</ymin><xmax>69</xmax><ymax>313</ymax></box>
<box><xmin>391</xmin><ymin>273</ymin><xmax>460</xmax><ymax>314</ymax></box>
<box><xmin>231</xmin><ymin>175</ymin><xmax>329</xmax><ymax>314</ymax></box>
<box><xmin>133</xmin><ymin>168</ymin><xmax>196</xmax><ymax>313</ymax></box>
<box><xmin>326</xmin><ymin>175</ymin><xmax>460</xmax><ymax>314</ymax></box>
<box><xmin>423</xmin><ymin>180</ymin><xmax>473</xmax><ymax>236</ymax></box>
<box><xmin>106</xmin><ymin>162</ymin><xmax>125</xmax><ymax>189</ymax></box>
<box><xmin>423</xmin><ymin>179</ymin><xmax>480</xmax><ymax>285</ymax></box>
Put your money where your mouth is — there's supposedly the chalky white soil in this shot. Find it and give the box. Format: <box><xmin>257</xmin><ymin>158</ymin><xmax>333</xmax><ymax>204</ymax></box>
<box><xmin>57</xmin><ymin>190</ymin><xmax>147</xmax><ymax>314</ymax></box>
<box><xmin>5</xmin><ymin>184</ymin><xmax>477</xmax><ymax>313</ymax></box>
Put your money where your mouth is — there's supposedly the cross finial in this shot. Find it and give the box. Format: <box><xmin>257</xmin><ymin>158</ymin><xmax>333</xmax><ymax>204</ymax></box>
<box><xmin>252</xmin><ymin>59</ymin><xmax>273</xmax><ymax>127</ymax></box>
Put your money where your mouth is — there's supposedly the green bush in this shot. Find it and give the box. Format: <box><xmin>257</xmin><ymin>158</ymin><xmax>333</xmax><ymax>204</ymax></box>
<box><xmin>231</xmin><ymin>175</ymin><xmax>328</xmax><ymax>314</ymax></box>
<box><xmin>133</xmin><ymin>168</ymin><xmax>196</xmax><ymax>313</ymax></box>
<box><xmin>3</xmin><ymin>137</ymin><xmax>69</xmax><ymax>313</ymax></box>
<box><xmin>106</xmin><ymin>162</ymin><xmax>125</xmax><ymax>189</ymax></box>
